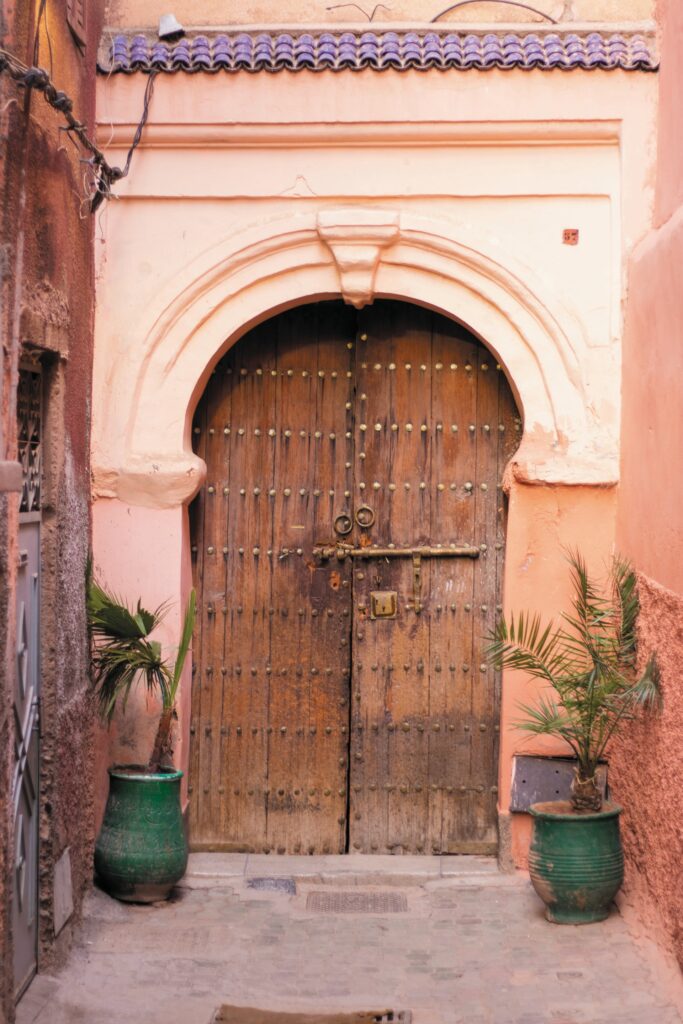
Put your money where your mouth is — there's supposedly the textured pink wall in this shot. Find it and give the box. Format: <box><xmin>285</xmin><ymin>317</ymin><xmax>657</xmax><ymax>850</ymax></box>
<box><xmin>92</xmin><ymin>500</ymin><xmax>191</xmax><ymax>831</ymax></box>
<box><xmin>617</xmin><ymin>208</ymin><xmax>683</xmax><ymax>595</ymax></box>
<box><xmin>615</xmin><ymin>0</ymin><xmax>683</xmax><ymax>972</ymax></box>
<box><xmin>609</xmin><ymin>577</ymin><xmax>683</xmax><ymax>969</ymax></box>
<box><xmin>654</xmin><ymin>0</ymin><xmax>683</xmax><ymax>226</ymax></box>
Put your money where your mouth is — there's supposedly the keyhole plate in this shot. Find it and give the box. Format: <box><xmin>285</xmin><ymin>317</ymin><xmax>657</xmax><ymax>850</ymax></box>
<box><xmin>370</xmin><ymin>591</ymin><xmax>398</xmax><ymax>619</ymax></box>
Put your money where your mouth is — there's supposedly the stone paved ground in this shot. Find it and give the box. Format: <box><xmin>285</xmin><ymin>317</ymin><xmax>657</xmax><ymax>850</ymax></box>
<box><xmin>17</xmin><ymin>856</ymin><xmax>683</xmax><ymax>1024</ymax></box>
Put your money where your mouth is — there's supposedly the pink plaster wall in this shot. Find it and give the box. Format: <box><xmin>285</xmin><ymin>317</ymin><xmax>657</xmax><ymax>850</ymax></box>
<box><xmin>653</xmin><ymin>0</ymin><xmax>683</xmax><ymax>226</ymax></box>
<box><xmin>92</xmin><ymin>499</ymin><xmax>193</xmax><ymax>830</ymax></box>
<box><xmin>500</xmin><ymin>483</ymin><xmax>618</xmax><ymax>868</ymax></box>
<box><xmin>614</xmin><ymin>0</ymin><xmax>683</xmax><ymax>972</ymax></box>
<box><xmin>617</xmin><ymin>208</ymin><xmax>683</xmax><ymax>595</ymax></box>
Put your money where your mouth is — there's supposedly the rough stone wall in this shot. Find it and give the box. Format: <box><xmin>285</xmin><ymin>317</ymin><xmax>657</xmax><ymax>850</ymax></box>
<box><xmin>0</xmin><ymin>0</ymin><xmax>104</xmax><ymax>1018</ymax></box>
<box><xmin>614</xmin><ymin>0</ymin><xmax>683</xmax><ymax>975</ymax></box>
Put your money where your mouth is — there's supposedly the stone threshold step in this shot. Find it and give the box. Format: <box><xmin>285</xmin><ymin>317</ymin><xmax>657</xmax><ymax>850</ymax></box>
<box><xmin>184</xmin><ymin>852</ymin><xmax>504</xmax><ymax>887</ymax></box>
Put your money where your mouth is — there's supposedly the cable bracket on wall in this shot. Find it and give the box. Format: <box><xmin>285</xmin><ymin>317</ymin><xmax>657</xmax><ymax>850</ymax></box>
<box><xmin>0</xmin><ymin>48</ymin><xmax>157</xmax><ymax>212</ymax></box>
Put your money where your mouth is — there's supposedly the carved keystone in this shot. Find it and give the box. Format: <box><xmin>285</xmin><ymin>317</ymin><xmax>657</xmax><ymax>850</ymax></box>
<box><xmin>317</xmin><ymin>209</ymin><xmax>400</xmax><ymax>309</ymax></box>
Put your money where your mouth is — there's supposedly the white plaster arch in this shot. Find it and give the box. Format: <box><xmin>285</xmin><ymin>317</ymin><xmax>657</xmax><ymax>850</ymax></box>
<box><xmin>92</xmin><ymin>208</ymin><xmax>618</xmax><ymax>509</ymax></box>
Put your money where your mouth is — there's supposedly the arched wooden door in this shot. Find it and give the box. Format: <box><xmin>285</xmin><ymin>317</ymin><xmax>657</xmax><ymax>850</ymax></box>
<box><xmin>189</xmin><ymin>300</ymin><xmax>520</xmax><ymax>855</ymax></box>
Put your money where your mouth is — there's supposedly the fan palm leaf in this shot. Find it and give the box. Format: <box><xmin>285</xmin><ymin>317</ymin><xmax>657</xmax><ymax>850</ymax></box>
<box><xmin>87</xmin><ymin>577</ymin><xmax>196</xmax><ymax>770</ymax></box>
<box><xmin>486</xmin><ymin>552</ymin><xmax>661</xmax><ymax>812</ymax></box>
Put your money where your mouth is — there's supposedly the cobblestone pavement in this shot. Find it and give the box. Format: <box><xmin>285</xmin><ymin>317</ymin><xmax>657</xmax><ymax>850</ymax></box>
<box><xmin>17</xmin><ymin>856</ymin><xmax>683</xmax><ymax>1024</ymax></box>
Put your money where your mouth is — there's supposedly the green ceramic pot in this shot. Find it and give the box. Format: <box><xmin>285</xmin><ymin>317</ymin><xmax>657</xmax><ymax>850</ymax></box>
<box><xmin>528</xmin><ymin>801</ymin><xmax>624</xmax><ymax>924</ymax></box>
<box><xmin>95</xmin><ymin>765</ymin><xmax>188</xmax><ymax>903</ymax></box>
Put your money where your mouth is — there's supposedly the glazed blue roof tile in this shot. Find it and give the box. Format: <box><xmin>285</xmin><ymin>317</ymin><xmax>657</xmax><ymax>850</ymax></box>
<box><xmin>100</xmin><ymin>29</ymin><xmax>658</xmax><ymax>74</ymax></box>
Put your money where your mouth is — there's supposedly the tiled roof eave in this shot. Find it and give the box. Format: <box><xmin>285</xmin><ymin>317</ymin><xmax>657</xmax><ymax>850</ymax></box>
<box><xmin>99</xmin><ymin>27</ymin><xmax>659</xmax><ymax>75</ymax></box>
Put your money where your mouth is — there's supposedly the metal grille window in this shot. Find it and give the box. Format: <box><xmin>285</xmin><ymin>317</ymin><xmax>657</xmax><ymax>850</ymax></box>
<box><xmin>17</xmin><ymin>368</ymin><xmax>42</xmax><ymax>514</ymax></box>
<box><xmin>66</xmin><ymin>0</ymin><xmax>86</xmax><ymax>46</ymax></box>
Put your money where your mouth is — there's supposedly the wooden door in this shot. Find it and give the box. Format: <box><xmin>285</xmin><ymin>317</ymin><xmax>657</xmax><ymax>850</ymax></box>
<box><xmin>190</xmin><ymin>300</ymin><xmax>519</xmax><ymax>854</ymax></box>
<box><xmin>190</xmin><ymin>304</ymin><xmax>356</xmax><ymax>853</ymax></box>
<box><xmin>347</xmin><ymin>303</ymin><xmax>518</xmax><ymax>854</ymax></box>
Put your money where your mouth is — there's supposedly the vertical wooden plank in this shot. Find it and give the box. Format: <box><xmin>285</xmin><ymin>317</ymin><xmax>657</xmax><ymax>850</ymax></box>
<box><xmin>216</xmin><ymin>350</ymin><xmax>256</xmax><ymax>851</ymax></box>
<box><xmin>222</xmin><ymin>325</ymin><xmax>277</xmax><ymax>849</ymax></box>
<box><xmin>201</xmin><ymin>364</ymin><xmax>233</xmax><ymax>845</ymax></box>
<box><xmin>212</xmin><ymin>356</ymin><xmax>242</xmax><ymax>849</ymax></box>
<box><xmin>350</xmin><ymin>301</ymin><xmax>433</xmax><ymax>854</ymax></box>
<box><xmin>308</xmin><ymin>302</ymin><xmax>356</xmax><ymax>853</ymax></box>
<box><xmin>466</xmin><ymin>347</ymin><xmax>503</xmax><ymax>847</ymax></box>
<box><xmin>429</xmin><ymin>318</ymin><xmax>481</xmax><ymax>851</ymax></box>
<box><xmin>267</xmin><ymin>305</ymin><xmax>318</xmax><ymax>854</ymax></box>
<box><xmin>266</xmin><ymin>303</ymin><xmax>354</xmax><ymax>854</ymax></box>
<box><xmin>192</xmin><ymin>365</ymin><xmax>228</xmax><ymax>844</ymax></box>
<box><xmin>382</xmin><ymin>301</ymin><xmax>432</xmax><ymax>854</ymax></box>
<box><xmin>348</xmin><ymin>567</ymin><xmax>387</xmax><ymax>854</ymax></box>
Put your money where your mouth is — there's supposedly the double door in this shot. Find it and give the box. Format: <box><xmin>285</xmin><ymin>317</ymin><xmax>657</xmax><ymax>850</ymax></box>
<box><xmin>190</xmin><ymin>300</ymin><xmax>519</xmax><ymax>854</ymax></box>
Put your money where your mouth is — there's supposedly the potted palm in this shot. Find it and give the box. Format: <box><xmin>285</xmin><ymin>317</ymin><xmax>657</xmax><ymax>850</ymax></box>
<box><xmin>88</xmin><ymin>579</ymin><xmax>196</xmax><ymax>903</ymax></box>
<box><xmin>487</xmin><ymin>552</ymin><xmax>660</xmax><ymax>924</ymax></box>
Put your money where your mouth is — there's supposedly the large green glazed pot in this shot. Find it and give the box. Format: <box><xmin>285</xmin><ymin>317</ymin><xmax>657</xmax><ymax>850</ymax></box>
<box><xmin>528</xmin><ymin>801</ymin><xmax>624</xmax><ymax>925</ymax></box>
<box><xmin>95</xmin><ymin>765</ymin><xmax>188</xmax><ymax>903</ymax></box>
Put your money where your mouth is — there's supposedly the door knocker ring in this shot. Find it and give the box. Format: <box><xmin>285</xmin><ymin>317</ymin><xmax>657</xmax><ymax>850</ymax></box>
<box><xmin>333</xmin><ymin>512</ymin><xmax>353</xmax><ymax>537</ymax></box>
<box><xmin>355</xmin><ymin>504</ymin><xmax>375</xmax><ymax>529</ymax></box>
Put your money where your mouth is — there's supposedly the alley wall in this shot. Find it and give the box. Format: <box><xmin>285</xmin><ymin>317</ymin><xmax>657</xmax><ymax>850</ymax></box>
<box><xmin>0</xmin><ymin>0</ymin><xmax>104</xmax><ymax>1018</ymax></box>
<box><xmin>614</xmin><ymin>0</ymin><xmax>683</xmax><ymax>974</ymax></box>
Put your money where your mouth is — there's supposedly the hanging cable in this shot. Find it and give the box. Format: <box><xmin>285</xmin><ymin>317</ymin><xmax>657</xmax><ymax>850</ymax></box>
<box><xmin>431</xmin><ymin>0</ymin><xmax>557</xmax><ymax>23</ymax></box>
<box><xmin>0</xmin><ymin>47</ymin><xmax>157</xmax><ymax>212</ymax></box>
<box><xmin>33</xmin><ymin>0</ymin><xmax>55</xmax><ymax>76</ymax></box>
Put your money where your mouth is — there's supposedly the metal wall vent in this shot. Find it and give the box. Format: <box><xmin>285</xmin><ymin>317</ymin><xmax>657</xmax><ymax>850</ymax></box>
<box><xmin>510</xmin><ymin>755</ymin><xmax>607</xmax><ymax>813</ymax></box>
<box><xmin>306</xmin><ymin>891</ymin><xmax>408</xmax><ymax>914</ymax></box>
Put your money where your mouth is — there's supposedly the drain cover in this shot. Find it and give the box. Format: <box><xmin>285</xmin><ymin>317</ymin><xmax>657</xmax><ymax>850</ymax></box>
<box><xmin>306</xmin><ymin>891</ymin><xmax>408</xmax><ymax>914</ymax></box>
<box><xmin>213</xmin><ymin>1008</ymin><xmax>411</xmax><ymax>1024</ymax></box>
<box><xmin>247</xmin><ymin>877</ymin><xmax>296</xmax><ymax>894</ymax></box>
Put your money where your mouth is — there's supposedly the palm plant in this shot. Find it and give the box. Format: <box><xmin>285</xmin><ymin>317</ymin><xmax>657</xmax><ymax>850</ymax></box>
<box><xmin>486</xmin><ymin>552</ymin><xmax>661</xmax><ymax>813</ymax></box>
<box><xmin>87</xmin><ymin>579</ymin><xmax>196</xmax><ymax>772</ymax></box>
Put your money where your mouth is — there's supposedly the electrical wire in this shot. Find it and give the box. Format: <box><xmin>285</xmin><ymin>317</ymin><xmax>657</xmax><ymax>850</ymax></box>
<box><xmin>115</xmin><ymin>71</ymin><xmax>156</xmax><ymax>180</ymax></box>
<box><xmin>33</xmin><ymin>0</ymin><xmax>54</xmax><ymax>76</ymax></box>
<box><xmin>0</xmin><ymin>47</ymin><xmax>157</xmax><ymax>212</ymax></box>
<box><xmin>431</xmin><ymin>0</ymin><xmax>557</xmax><ymax>23</ymax></box>
<box><xmin>325</xmin><ymin>4</ymin><xmax>391</xmax><ymax>19</ymax></box>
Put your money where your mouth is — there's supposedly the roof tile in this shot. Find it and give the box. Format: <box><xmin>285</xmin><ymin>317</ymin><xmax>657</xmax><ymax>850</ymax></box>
<box><xmin>100</xmin><ymin>28</ymin><xmax>658</xmax><ymax>75</ymax></box>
